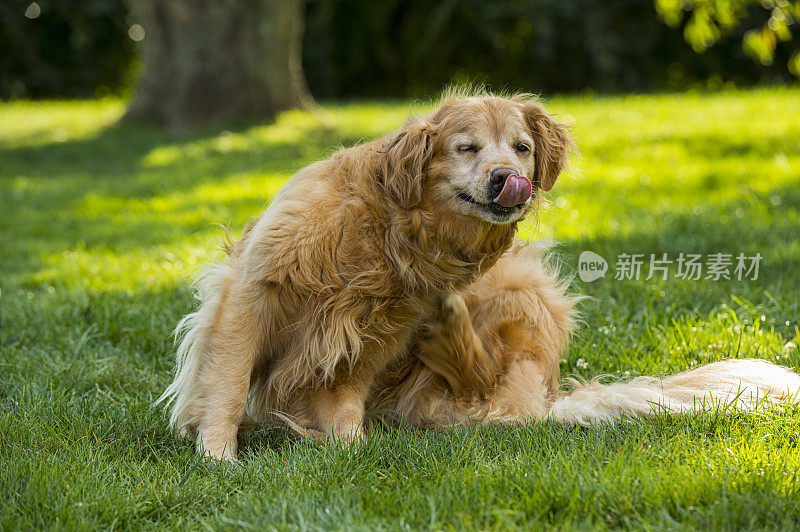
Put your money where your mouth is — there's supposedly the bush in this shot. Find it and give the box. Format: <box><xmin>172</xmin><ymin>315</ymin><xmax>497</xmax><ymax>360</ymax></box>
<box><xmin>0</xmin><ymin>0</ymin><xmax>135</xmax><ymax>99</ymax></box>
<box><xmin>303</xmin><ymin>0</ymin><xmax>799</xmax><ymax>98</ymax></box>
<box><xmin>1</xmin><ymin>0</ymin><xmax>797</xmax><ymax>100</ymax></box>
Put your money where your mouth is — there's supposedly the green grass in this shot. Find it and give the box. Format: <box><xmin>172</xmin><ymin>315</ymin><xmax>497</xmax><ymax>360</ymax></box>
<box><xmin>1</xmin><ymin>88</ymin><xmax>800</xmax><ymax>530</ymax></box>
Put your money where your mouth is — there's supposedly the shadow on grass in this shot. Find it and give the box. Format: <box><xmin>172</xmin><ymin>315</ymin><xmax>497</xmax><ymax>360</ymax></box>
<box><xmin>0</xmin><ymin>115</ymin><xmax>365</xmax><ymax>187</ymax></box>
<box><xmin>0</xmin><ymin>119</ymin><xmax>368</xmax><ymax>279</ymax></box>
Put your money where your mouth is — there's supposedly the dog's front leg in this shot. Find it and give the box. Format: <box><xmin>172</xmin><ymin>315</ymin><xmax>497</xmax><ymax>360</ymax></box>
<box><xmin>310</xmin><ymin>334</ymin><xmax>409</xmax><ymax>440</ymax></box>
<box><xmin>195</xmin><ymin>292</ymin><xmax>267</xmax><ymax>460</ymax></box>
<box><xmin>310</xmin><ymin>363</ymin><xmax>373</xmax><ymax>441</ymax></box>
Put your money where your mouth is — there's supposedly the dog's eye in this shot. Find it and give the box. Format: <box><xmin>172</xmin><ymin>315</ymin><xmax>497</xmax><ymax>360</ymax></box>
<box><xmin>514</xmin><ymin>142</ymin><xmax>531</xmax><ymax>153</ymax></box>
<box><xmin>457</xmin><ymin>144</ymin><xmax>478</xmax><ymax>153</ymax></box>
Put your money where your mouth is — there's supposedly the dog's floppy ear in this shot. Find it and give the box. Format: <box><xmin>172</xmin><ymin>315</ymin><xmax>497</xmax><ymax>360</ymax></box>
<box><xmin>521</xmin><ymin>101</ymin><xmax>573</xmax><ymax>191</ymax></box>
<box><xmin>381</xmin><ymin>119</ymin><xmax>433</xmax><ymax>208</ymax></box>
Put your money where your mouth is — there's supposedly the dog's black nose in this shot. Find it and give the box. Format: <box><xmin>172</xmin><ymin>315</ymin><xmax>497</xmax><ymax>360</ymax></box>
<box><xmin>489</xmin><ymin>168</ymin><xmax>516</xmax><ymax>197</ymax></box>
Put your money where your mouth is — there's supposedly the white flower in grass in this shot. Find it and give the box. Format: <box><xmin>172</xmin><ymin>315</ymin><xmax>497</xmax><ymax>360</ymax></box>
<box><xmin>575</xmin><ymin>358</ymin><xmax>589</xmax><ymax>369</ymax></box>
<box><xmin>785</xmin><ymin>342</ymin><xmax>797</xmax><ymax>352</ymax></box>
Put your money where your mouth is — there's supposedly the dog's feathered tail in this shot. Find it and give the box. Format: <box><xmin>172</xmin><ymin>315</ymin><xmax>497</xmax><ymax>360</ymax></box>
<box><xmin>156</xmin><ymin>262</ymin><xmax>233</xmax><ymax>436</ymax></box>
<box><xmin>548</xmin><ymin>358</ymin><xmax>800</xmax><ymax>425</ymax></box>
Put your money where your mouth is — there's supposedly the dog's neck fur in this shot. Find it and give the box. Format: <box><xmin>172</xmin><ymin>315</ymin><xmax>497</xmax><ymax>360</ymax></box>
<box><xmin>383</xmin><ymin>201</ymin><xmax>516</xmax><ymax>294</ymax></box>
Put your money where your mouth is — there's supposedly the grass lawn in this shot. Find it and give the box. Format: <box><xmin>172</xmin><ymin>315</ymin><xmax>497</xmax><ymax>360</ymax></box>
<box><xmin>2</xmin><ymin>88</ymin><xmax>800</xmax><ymax>530</ymax></box>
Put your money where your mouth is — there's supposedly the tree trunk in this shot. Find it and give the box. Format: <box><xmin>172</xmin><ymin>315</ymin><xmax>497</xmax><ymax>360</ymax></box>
<box><xmin>125</xmin><ymin>0</ymin><xmax>312</xmax><ymax>132</ymax></box>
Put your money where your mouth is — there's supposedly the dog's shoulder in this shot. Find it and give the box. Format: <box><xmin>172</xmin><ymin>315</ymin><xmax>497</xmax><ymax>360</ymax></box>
<box><xmin>230</xmin><ymin>146</ymin><xmax>398</xmax><ymax>292</ymax></box>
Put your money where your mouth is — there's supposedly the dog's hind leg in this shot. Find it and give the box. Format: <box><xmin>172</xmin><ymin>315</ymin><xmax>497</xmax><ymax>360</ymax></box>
<box><xmin>416</xmin><ymin>293</ymin><xmax>498</xmax><ymax>396</ymax></box>
<box><xmin>410</xmin><ymin>243</ymin><xmax>579</xmax><ymax>416</ymax></box>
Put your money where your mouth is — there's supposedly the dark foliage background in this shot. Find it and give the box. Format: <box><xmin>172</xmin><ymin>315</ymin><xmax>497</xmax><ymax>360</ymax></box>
<box><xmin>1</xmin><ymin>0</ymin><xmax>797</xmax><ymax>100</ymax></box>
<box><xmin>0</xmin><ymin>0</ymin><xmax>134</xmax><ymax>99</ymax></box>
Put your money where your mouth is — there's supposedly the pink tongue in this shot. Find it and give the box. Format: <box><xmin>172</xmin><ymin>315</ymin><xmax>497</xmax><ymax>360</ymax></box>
<box><xmin>493</xmin><ymin>174</ymin><xmax>532</xmax><ymax>207</ymax></box>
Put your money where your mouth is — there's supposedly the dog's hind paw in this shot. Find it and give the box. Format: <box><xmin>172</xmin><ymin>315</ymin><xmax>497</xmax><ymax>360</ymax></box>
<box><xmin>436</xmin><ymin>292</ymin><xmax>469</xmax><ymax>323</ymax></box>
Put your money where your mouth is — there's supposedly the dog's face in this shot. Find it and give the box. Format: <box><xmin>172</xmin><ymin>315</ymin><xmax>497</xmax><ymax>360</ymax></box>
<box><xmin>427</xmin><ymin>99</ymin><xmax>540</xmax><ymax>225</ymax></box>
<box><xmin>383</xmin><ymin>95</ymin><xmax>572</xmax><ymax>225</ymax></box>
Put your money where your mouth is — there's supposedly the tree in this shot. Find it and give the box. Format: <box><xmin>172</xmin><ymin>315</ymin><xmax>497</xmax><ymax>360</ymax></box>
<box><xmin>656</xmin><ymin>0</ymin><xmax>800</xmax><ymax>77</ymax></box>
<box><xmin>125</xmin><ymin>0</ymin><xmax>312</xmax><ymax>132</ymax></box>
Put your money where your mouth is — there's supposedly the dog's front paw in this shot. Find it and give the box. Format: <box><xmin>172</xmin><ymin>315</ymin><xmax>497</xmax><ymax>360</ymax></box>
<box><xmin>196</xmin><ymin>437</ymin><xmax>238</xmax><ymax>462</ymax></box>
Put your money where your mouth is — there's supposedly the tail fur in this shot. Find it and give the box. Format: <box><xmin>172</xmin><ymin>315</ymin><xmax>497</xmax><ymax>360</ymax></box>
<box><xmin>548</xmin><ymin>358</ymin><xmax>800</xmax><ymax>425</ymax></box>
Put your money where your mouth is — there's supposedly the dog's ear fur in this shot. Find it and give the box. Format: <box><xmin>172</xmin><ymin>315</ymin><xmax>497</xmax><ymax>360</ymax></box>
<box><xmin>382</xmin><ymin>119</ymin><xmax>433</xmax><ymax>208</ymax></box>
<box><xmin>520</xmin><ymin>101</ymin><xmax>572</xmax><ymax>191</ymax></box>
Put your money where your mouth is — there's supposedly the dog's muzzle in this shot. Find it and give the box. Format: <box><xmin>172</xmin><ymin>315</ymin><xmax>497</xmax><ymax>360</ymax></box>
<box><xmin>489</xmin><ymin>169</ymin><xmax>532</xmax><ymax>207</ymax></box>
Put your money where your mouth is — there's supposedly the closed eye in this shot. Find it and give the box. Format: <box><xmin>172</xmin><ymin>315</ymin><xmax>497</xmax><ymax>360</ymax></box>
<box><xmin>457</xmin><ymin>144</ymin><xmax>479</xmax><ymax>153</ymax></box>
<box><xmin>514</xmin><ymin>142</ymin><xmax>531</xmax><ymax>153</ymax></box>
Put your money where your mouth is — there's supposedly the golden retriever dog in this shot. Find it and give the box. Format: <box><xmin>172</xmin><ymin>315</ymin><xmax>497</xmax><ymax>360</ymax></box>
<box><xmin>158</xmin><ymin>91</ymin><xmax>573</xmax><ymax>459</ymax></box>
<box><xmin>161</xmin><ymin>90</ymin><xmax>800</xmax><ymax>460</ymax></box>
<box><xmin>368</xmin><ymin>241</ymin><xmax>800</xmax><ymax>427</ymax></box>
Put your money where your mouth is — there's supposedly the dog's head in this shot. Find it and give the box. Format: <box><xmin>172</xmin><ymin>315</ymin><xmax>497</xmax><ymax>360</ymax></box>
<box><xmin>382</xmin><ymin>94</ymin><xmax>572</xmax><ymax>225</ymax></box>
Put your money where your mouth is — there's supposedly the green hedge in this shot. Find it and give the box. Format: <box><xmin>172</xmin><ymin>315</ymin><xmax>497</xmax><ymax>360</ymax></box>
<box><xmin>303</xmin><ymin>0</ymin><xmax>798</xmax><ymax>97</ymax></box>
<box><xmin>0</xmin><ymin>0</ymin><xmax>134</xmax><ymax>99</ymax></box>
<box><xmin>1</xmin><ymin>0</ymin><xmax>796</xmax><ymax>100</ymax></box>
